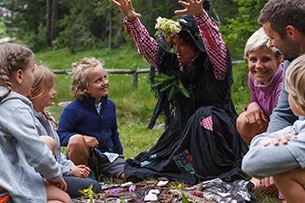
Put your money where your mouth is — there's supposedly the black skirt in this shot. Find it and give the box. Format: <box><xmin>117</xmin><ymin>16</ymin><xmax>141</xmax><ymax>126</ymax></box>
<box><xmin>124</xmin><ymin>105</ymin><xmax>248</xmax><ymax>185</ymax></box>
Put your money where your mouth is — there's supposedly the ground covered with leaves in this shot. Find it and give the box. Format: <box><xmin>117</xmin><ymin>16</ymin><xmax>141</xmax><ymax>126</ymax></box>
<box><xmin>73</xmin><ymin>177</ymin><xmax>255</xmax><ymax>203</ymax></box>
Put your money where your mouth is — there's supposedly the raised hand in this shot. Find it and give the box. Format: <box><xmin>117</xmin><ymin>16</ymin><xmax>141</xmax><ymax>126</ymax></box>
<box><xmin>174</xmin><ymin>0</ymin><xmax>205</xmax><ymax>17</ymax></box>
<box><xmin>110</xmin><ymin>0</ymin><xmax>141</xmax><ymax>21</ymax></box>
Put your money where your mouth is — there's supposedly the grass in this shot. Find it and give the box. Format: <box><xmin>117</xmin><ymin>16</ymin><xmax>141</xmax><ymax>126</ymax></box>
<box><xmin>38</xmin><ymin>44</ymin><xmax>163</xmax><ymax>159</ymax></box>
<box><xmin>36</xmin><ymin>45</ymin><xmax>280</xmax><ymax>202</ymax></box>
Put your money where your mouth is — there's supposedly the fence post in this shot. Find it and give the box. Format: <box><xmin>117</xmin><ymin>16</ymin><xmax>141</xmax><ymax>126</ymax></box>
<box><xmin>132</xmin><ymin>72</ymin><xmax>138</xmax><ymax>88</ymax></box>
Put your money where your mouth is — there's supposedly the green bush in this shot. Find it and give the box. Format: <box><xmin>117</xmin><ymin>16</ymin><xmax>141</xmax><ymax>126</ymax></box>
<box><xmin>0</xmin><ymin>21</ymin><xmax>6</xmax><ymax>38</ymax></box>
<box><xmin>232</xmin><ymin>61</ymin><xmax>250</xmax><ymax>114</ymax></box>
<box><xmin>23</xmin><ymin>26</ymin><xmax>48</xmax><ymax>52</ymax></box>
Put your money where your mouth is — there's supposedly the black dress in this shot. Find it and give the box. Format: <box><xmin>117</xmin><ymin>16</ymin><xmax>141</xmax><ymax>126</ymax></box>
<box><xmin>124</xmin><ymin>45</ymin><xmax>249</xmax><ymax>185</ymax></box>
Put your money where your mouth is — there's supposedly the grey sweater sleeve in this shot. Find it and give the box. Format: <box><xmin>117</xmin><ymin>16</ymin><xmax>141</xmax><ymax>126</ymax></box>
<box><xmin>242</xmin><ymin>122</ymin><xmax>305</xmax><ymax>179</ymax></box>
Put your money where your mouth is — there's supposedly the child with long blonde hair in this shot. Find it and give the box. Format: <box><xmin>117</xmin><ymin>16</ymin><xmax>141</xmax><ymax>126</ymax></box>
<box><xmin>29</xmin><ymin>65</ymin><xmax>101</xmax><ymax>198</ymax></box>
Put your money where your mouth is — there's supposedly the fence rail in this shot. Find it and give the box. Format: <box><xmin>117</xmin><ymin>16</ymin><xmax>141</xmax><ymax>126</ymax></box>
<box><xmin>52</xmin><ymin>68</ymin><xmax>151</xmax><ymax>88</ymax></box>
<box><xmin>52</xmin><ymin>60</ymin><xmax>244</xmax><ymax>88</ymax></box>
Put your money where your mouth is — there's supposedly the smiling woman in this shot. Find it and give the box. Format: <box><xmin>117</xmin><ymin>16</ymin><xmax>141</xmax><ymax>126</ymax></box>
<box><xmin>236</xmin><ymin>27</ymin><xmax>283</xmax><ymax>146</ymax></box>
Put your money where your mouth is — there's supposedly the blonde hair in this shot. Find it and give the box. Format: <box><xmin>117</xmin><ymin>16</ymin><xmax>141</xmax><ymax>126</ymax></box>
<box><xmin>31</xmin><ymin>65</ymin><xmax>55</xmax><ymax>101</ymax></box>
<box><xmin>30</xmin><ymin>65</ymin><xmax>57</xmax><ymax>125</ymax></box>
<box><xmin>285</xmin><ymin>54</ymin><xmax>305</xmax><ymax>113</ymax></box>
<box><xmin>244</xmin><ymin>27</ymin><xmax>281</xmax><ymax>60</ymax></box>
<box><xmin>0</xmin><ymin>43</ymin><xmax>34</xmax><ymax>100</ymax></box>
<box><xmin>70</xmin><ymin>57</ymin><xmax>104</xmax><ymax>100</ymax></box>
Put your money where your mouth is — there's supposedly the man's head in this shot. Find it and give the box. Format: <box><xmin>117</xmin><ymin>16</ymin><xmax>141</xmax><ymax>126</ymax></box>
<box><xmin>258</xmin><ymin>0</ymin><xmax>305</xmax><ymax>60</ymax></box>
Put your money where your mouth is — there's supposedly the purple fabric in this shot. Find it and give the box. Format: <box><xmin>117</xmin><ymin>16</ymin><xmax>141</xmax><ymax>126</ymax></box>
<box><xmin>248</xmin><ymin>63</ymin><xmax>283</xmax><ymax>116</ymax></box>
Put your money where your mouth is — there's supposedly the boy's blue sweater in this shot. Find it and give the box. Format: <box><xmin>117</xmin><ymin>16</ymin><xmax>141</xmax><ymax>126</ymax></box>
<box><xmin>57</xmin><ymin>96</ymin><xmax>123</xmax><ymax>154</ymax></box>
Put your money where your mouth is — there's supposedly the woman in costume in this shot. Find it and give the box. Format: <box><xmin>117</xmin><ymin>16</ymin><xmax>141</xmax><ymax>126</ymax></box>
<box><xmin>111</xmin><ymin>0</ymin><xmax>248</xmax><ymax>185</ymax></box>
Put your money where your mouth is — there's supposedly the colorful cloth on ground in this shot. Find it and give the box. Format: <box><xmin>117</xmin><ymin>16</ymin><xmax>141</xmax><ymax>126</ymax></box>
<box><xmin>199</xmin><ymin>178</ymin><xmax>256</xmax><ymax>203</ymax></box>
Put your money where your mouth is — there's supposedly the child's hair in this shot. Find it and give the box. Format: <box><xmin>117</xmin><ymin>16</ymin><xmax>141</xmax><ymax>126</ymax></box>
<box><xmin>31</xmin><ymin>65</ymin><xmax>56</xmax><ymax>101</ymax></box>
<box><xmin>244</xmin><ymin>27</ymin><xmax>281</xmax><ymax>60</ymax></box>
<box><xmin>285</xmin><ymin>54</ymin><xmax>305</xmax><ymax>113</ymax></box>
<box><xmin>71</xmin><ymin>57</ymin><xmax>104</xmax><ymax>100</ymax></box>
<box><xmin>30</xmin><ymin>65</ymin><xmax>57</xmax><ymax>126</ymax></box>
<box><xmin>0</xmin><ymin>43</ymin><xmax>34</xmax><ymax>100</ymax></box>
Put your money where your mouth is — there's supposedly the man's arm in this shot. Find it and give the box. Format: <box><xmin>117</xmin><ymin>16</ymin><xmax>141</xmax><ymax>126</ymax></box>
<box><xmin>267</xmin><ymin>60</ymin><xmax>298</xmax><ymax>133</ymax></box>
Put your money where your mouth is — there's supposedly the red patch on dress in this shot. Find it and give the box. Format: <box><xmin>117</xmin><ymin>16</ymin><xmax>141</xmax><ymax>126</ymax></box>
<box><xmin>200</xmin><ymin>116</ymin><xmax>213</xmax><ymax>131</ymax></box>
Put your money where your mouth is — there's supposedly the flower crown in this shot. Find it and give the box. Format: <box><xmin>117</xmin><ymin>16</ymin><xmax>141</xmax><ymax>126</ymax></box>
<box><xmin>154</xmin><ymin>17</ymin><xmax>187</xmax><ymax>42</ymax></box>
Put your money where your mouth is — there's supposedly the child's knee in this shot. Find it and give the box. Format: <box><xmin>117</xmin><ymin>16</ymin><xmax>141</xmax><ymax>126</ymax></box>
<box><xmin>40</xmin><ymin>136</ymin><xmax>56</xmax><ymax>155</ymax></box>
<box><xmin>67</xmin><ymin>134</ymin><xmax>86</xmax><ymax>149</ymax></box>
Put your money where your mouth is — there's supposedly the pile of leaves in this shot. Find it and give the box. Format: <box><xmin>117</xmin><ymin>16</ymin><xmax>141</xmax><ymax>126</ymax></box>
<box><xmin>74</xmin><ymin>177</ymin><xmax>216</xmax><ymax>203</ymax></box>
<box><xmin>74</xmin><ymin>177</ymin><xmax>255</xmax><ymax>203</ymax></box>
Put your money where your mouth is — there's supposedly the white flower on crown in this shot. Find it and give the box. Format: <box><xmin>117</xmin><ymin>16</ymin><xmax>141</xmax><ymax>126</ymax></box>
<box><xmin>155</xmin><ymin>17</ymin><xmax>186</xmax><ymax>39</ymax></box>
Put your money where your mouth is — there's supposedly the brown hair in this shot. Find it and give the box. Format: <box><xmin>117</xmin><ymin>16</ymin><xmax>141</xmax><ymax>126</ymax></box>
<box><xmin>258</xmin><ymin>0</ymin><xmax>305</xmax><ymax>38</ymax></box>
<box><xmin>0</xmin><ymin>43</ymin><xmax>34</xmax><ymax>100</ymax></box>
<box><xmin>30</xmin><ymin>65</ymin><xmax>56</xmax><ymax>101</ymax></box>
<box><xmin>30</xmin><ymin>65</ymin><xmax>57</xmax><ymax>126</ymax></box>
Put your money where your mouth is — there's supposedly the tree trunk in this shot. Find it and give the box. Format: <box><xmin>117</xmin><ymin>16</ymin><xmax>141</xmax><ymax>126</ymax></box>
<box><xmin>108</xmin><ymin>7</ymin><xmax>112</xmax><ymax>49</ymax></box>
<box><xmin>46</xmin><ymin>0</ymin><xmax>52</xmax><ymax>46</ymax></box>
<box><xmin>51</xmin><ymin>0</ymin><xmax>57</xmax><ymax>42</ymax></box>
<box><xmin>46</xmin><ymin>0</ymin><xmax>57</xmax><ymax>46</ymax></box>
<box><xmin>28</xmin><ymin>0</ymin><xmax>37</xmax><ymax>33</ymax></box>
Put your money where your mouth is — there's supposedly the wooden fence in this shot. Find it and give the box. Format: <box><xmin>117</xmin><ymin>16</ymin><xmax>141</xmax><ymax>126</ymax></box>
<box><xmin>52</xmin><ymin>60</ymin><xmax>244</xmax><ymax>88</ymax></box>
<box><xmin>52</xmin><ymin>68</ymin><xmax>151</xmax><ymax>88</ymax></box>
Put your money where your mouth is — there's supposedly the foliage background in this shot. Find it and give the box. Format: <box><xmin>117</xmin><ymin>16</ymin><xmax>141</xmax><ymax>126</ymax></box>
<box><xmin>2</xmin><ymin>0</ymin><xmax>267</xmax><ymax>59</ymax></box>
